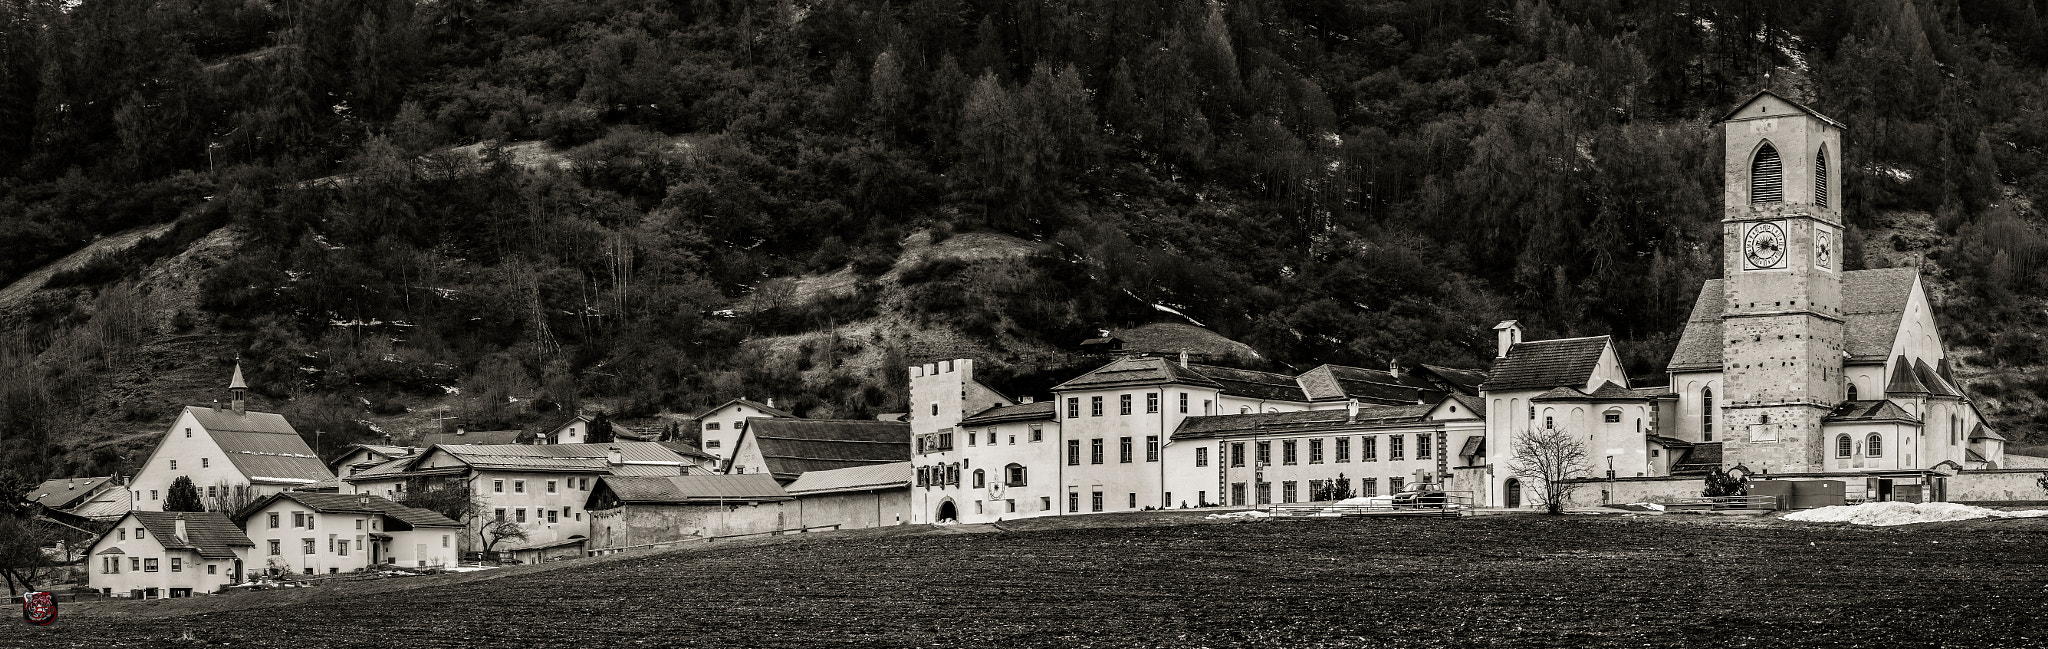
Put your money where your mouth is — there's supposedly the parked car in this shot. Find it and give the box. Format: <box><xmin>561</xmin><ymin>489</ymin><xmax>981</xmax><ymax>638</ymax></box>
<box><xmin>1391</xmin><ymin>483</ymin><xmax>1448</xmax><ymax>508</ymax></box>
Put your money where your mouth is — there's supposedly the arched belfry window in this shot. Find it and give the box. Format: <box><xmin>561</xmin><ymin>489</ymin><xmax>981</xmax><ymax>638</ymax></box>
<box><xmin>1751</xmin><ymin>143</ymin><xmax>1783</xmax><ymax>203</ymax></box>
<box><xmin>1814</xmin><ymin>147</ymin><xmax>1829</xmax><ymax>208</ymax></box>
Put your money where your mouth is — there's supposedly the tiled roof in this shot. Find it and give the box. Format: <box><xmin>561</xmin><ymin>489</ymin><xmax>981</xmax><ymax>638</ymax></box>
<box><xmin>960</xmin><ymin>401</ymin><xmax>1055</xmax><ymax>426</ymax></box>
<box><xmin>1913</xmin><ymin>358</ymin><xmax>1961</xmax><ymax>397</ymax></box>
<box><xmin>1172</xmin><ymin>403</ymin><xmax>1436</xmax><ymax>440</ymax></box>
<box><xmin>1480</xmin><ymin>336</ymin><xmax>1610</xmax><ymax>391</ymax></box>
<box><xmin>1667</xmin><ymin>269</ymin><xmax>1922</xmax><ymax>371</ymax></box>
<box><xmin>1885</xmin><ymin>359</ymin><xmax>1929</xmax><ymax>394</ymax></box>
<box><xmin>1053</xmin><ymin>356</ymin><xmax>1223</xmax><ymax>391</ymax></box>
<box><xmin>1416</xmin><ymin>364</ymin><xmax>1489</xmax><ymax>394</ymax></box>
<box><xmin>1458</xmin><ymin>435</ymin><xmax>1485</xmax><ymax>456</ymax></box>
<box><xmin>1967</xmin><ymin>448</ymin><xmax>1987</xmax><ymax>463</ymax></box>
<box><xmin>70</xmin><ymin>488</ymin><xmax>131</xmax><ymax>521</ymax></box>
<box><xmin>184</xmin><ymin>406</ymin><xmax>297</xmax><ymax>435</ymax></box>
<box><xmin>417</xmin><ymin>430</ymin><xmax>523</xmax><ymax>446</ymax></box>
<box><xmin>1295</xmin><ymin>365</ymin><xmax>1431</xmax><ymax>404</ymax></box>
<box><xmin>745</xmin><ymin>419</ymin><xmax>911</xmax><ymax>480</ymax></box>
<box><xmin>1188</xmin><ymin>364</ymin><xmax>1307</xmax><ymax>401</ymax></box>
<box><xmin>241</xmin><ymin>492</ymin><xmax>461</xmax><ymax>528</ymax></box>
<box><xmin>211</xmin><ymin>430</ymin><xmax>334</xmax><ymax>484</ymax></box>
<box><xmin>655</xmin><ymin>440</ymin><xmax>716</xmax><ymax>461</ymax></box>
<box><xmin>1670</xmin><ymin>442</ymin><xmax>1723</xmax><ymax>474</ymax></box>
<box><xmin>1969</xmin><ymin>423</ymin><xmax>2006</xmax><ymax>442</ymax></box>
<box><xmin>696</xmin><ymin>398</ymin><xmax>796</xmax><ymax>420</ymax></box>
<box><xmin>596</xmin><ymin>475</ymin><xmax>791</xmax><ymax>504</ymax></box>
<box><xmin>1534</xmin><ymin>381</ymin><xmax>1652</xmax><ymax>402</ymax></box>
<box><xmin>423</xmin><ymin>442</ymin><xmax>689</xmax><ymax>475</ymax></box>
<box><xmin>1825</xmin><ymin>400</ymin><xmax>1921</xmax><ymax>424</ymax></box>
<box><xmin>1717</xmin><ymin>89</ymin><xmax>1849</xmax><ymax>130</ymax></box>
<box><xmin>29</xmin><ymin>476</ymin><xmax>114</xmax><ymax>510</ymax></box>
<box><xmin>125</xmin><ymin>511</ymin><xmax>254</xmax><ymax>559</ymax></box>
<box><xmin>783</xmin><ymin>461</ymin><xmax>914</xmax><ymax>496</ymax></box>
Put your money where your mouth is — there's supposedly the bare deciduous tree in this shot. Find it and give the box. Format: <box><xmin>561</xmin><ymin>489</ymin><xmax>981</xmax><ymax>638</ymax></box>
<box><xmin>207</xmin><ymin>481</ymin><xmax>258</xmax><ymax>516</ymax></box>
<box><xmin>1506</xmin><ymin>426</ymin><xmax>1592</xmax><ymax>514</ymax></box>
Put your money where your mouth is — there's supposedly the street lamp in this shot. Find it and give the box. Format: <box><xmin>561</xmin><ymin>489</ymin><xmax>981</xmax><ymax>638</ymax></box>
<box><xmin>1605</xmin><ymin>455</ymin><xmax>1615</xmax><ymax>504</ymax></box>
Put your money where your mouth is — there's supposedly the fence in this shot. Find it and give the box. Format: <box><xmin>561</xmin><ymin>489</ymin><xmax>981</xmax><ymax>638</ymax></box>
<box><xmin>1265</xmin><ymin>492</ymin><xmax>1475</xmax><ymax>518</ymax></box>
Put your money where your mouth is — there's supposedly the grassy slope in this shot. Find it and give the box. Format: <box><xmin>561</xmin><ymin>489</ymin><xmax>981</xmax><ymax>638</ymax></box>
<box><xmin>16</xmin><ymin>512</ymin><xmax>2048</xmax><ymax>648</ymax></box>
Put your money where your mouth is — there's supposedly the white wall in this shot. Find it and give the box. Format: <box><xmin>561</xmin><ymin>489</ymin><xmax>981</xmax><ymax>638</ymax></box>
<box><xmin>87</xmin><ymin>515</ymin><xmax>243</xmax><ymax>597</ymax></box>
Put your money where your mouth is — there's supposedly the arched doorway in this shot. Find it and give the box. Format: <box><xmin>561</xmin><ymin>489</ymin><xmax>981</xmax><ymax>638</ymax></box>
<box><xmin>1503</xmin><ymin>478</ymin><xmax>1522</xmax><ymax>509</ymax></box>
<box><xmin>936</xmin><ymin>500</ymin><xmax>958</xmax><ymax>522</ymax></box>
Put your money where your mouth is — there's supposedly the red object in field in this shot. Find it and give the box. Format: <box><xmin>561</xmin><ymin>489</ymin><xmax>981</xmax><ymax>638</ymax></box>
<box><xmin>22</xmin><ymin>591</ymin><xmax>55</xmax><ymax>626</ymax></box>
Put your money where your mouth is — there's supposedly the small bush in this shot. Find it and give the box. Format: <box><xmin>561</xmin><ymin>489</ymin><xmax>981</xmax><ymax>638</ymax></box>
<box><xmin>898</xmin><ymin>256</ymin><xmax>968</xmax><ymax>285</ymax></box>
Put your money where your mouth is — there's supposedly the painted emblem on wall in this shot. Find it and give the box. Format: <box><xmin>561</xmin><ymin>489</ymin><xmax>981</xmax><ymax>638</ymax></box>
<box><xmin>22</xmin><ymin>591</ymin><xmax>55</xmax><ymax>626</ymax></box>
<box><xmin>1815</xmin><ymin>227</ymin><xmax>1833</xmax><ymax>270</ymax></box>
<box><xmin>1744</xmin><ymin>221</ymin><xmax>1788</xmax><ymax>270</ymax></box>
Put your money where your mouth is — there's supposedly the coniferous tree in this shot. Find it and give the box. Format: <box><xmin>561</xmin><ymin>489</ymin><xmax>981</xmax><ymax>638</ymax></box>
<box><xmin>163</xmin><ymin>476</ymin><xmax>205</xmax><ymax>512</ymax></box>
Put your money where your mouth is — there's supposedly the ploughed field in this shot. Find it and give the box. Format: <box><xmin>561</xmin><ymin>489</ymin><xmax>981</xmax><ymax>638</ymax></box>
<box><xmin>13</xmin><ymin>513</ymin><xmax>2048</xmax><ymax>648</ymax></box>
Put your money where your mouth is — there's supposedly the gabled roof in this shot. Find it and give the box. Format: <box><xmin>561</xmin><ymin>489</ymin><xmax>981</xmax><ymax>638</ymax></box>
<box><xmin>655</xmin><ymin>440</ymin><xmax>716</xmax><ymax>462</ymax></box>
<box><xmin>1187</xmin><ymin>363</ymin><xmax>1308</xmax><ymax>402</ymax></box>
<box><xmin>185</xmin><ymin>406</ymin><xmax>297</xmax><ymax>435</ymax></box>
<box><xmin>1825</xmin><ymin>400</ymin><xmax>1922</xmax><ymax>424</ymax></box>
<box><xmin>417</xmin><ymin>430</ymin><xmax>523</xmax><ymax>446</ymax></box>
<box><xmin>1969</xmin><ymin>423</ymin><xmax>2006</xmax><ymax>442</ymax></box>
<box><xmin>122</xmin><ymin>511</ymin><xmax>254</xmax><ymax>559</ymax></box>
<box><xmin>782</xmin><ymin>461</ymin><xmax>914</xmax><ymax>496</ymax></box>
<box><xmin>1670</xmin><ymin>443</ymin><xmax>1724</xmax><ymax>474</ymax></box>
<box><xmin>1716</xmin><ymin>89</ymin><xmax>1848</xmax><ymax>130</ymax></box>
<box><xmin>1886</xmin><ymin>359</ymin><xmax>1930</xmax><ymax>394</ymax></box>
<box><xmin>1668</xmin><ymin>269</ymin><xmax>1923</xmax><ymax>371</ymax></box>
<box><xmin>1480</xmin><ymin>336</ymin><xmax>1611</xmax><ymax>392</ymax></box>
<box><xmin>1415</xmin><ymin>364</ymin><xmax>1489</xmax><ymax>394</ymax></box>
<box><xmin>409</xmin><ymin>442</ymin><xmax>688</xmax><ymax>476</ymax></box>
<box><xmin>238</xmin><ymin>492</ymin><xmax>461</xmax><ymax>528</ymax></box>
<box><xmin>1172</xmin><ymin>403</ymin><xmax>1438</xmax><ymax>440</ymax></box>
<box><xmin>960</xmin><ymin>401</ymin><xmax>1056</xmax><ymax>426</ymax></box>
<box><xmin>741</xmin><ymin>419</ymin><xmax>911</xmax><ymax>481</ymax></box>
<box><xmin>695</xmin><ymin>398</ymin><xmax>796</xmax><ymax>420</ymax></box>
<box><xmin>593</xmin><ymin>474</ymin><xmax>791</xmax><ymax>505</ymax></box>
<box><xmin>70</xmin><ymin>488</ymin><xmax>131</xmax><ymax>521</ymax></box>
<box><xmin>331</xmin><ymin>444</ymin><xmax>417</xmax><ymax>471</ymax></box>
<box><xmin>211</xmin><ymin>430</ymin><xmax>334</xmax><ymax>485</ymax></box>
<box><xmin>1295</xmin><ymin>364</ymin><xmax>1433</xmax><ymax>404</ymax></box>
<box><xmin>29</xmin><ymin>476</ymin><xmax>114</xmax><ymax>510</ymax></box>
<box><xmin>1052</xmin><ymin>356</ymin><xmax>1223</xmax><ymax>392</ymax></box>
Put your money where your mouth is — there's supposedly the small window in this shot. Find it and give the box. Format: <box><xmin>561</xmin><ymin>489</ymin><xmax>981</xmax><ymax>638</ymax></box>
<box><xmin>1179</xmin><ymin>393</ymin><xmax>1188</xmax><ymax>414</ymax></box>
<box><xmin>1146</xmin><ymin>435</ymin><xmax>1160</xmax><ymax>462</ymax></box>
<box><xmin>706</xmin><ymin>422</ymin><xmax>720</xmax><ymax>431</ymax></box>
<box><xmin>1119</xmin><ymin>437</ymin><xmax>1133</xmax><ymax>463</ymax></box>
<box><xmin>706</xmin><ymin>440</ymin><xmax>721</xmax><ymax>449</ymax></box>
<box><xmin>1146</xmin><ymin>393</ymin><xmax>1159</xmax><ymax>414</ymax></box>
<box><xmin>972</xmin><ymin>469</ymin><xmax>986</xmax><ymax>489</ymax></box>
<box><xmin>493</xmin><ymin>480</ymin><xmax>504</xmax><ymax>493</ymax></box>
<box><xmin>1310</xmin><ymin>438</ymin><xmax>1324</xmax><ymax>464</ymax></box>
<box><xmin>1836</xmin><ymin>434</ymin><xmax>1853</xmax><ymax>458</ymax></box>
<box><xmin>268</xmin><ymin>540</ymin><xmax>280</xmax><ymax>556</ymax></box>
<box><xmin>145</xmin><ymin>558</ymin><xmax>159</xmax><ymax>572</ymax></box>
<box><xmin>1389</xmin><ymin>435</ymin><xmax>1404</xmax><ymax>461</ymax></box>
<box><xmin>118</xmin><ymin>528</ymin><xmax>126</xmax><ymax>541</ymax></box>
<box><xmin>1029</xmin><ymin>425</ymin><xmax>1043</xmax><ymax>442</ymax></box>
<box><xmin>169</xmin><ymin>460</ymin><xmax>177</xmax><ymax>470</ymax></box>
<box><xmin>514</xmin><ymin>480</ymin><xmax>525</xmax><ymax>494</ymax></box>
<box><xmin>1067</xmin><ymin>398</ymin><xmax>1079</xmax><ymax>418</ymax></box>
<box><xmin>1196</xmin><ymin>447</ymin><xmax>1209</xmax><ymax>467</ymax></box>
<box><xmin>1847</xmin><ymin>384</ymin><xmax>1858</xmax><ymax>401</ymax></box>
<box><xmin>516</xmin><ymin>508</ymin><xmax>528</xmax><ymax>523</ymax></box>
<box><xmin>1603</xmin><ymin>411</ymin><xmax>1621</xmax><ymax>424</ymax></box>
<box><xmin>1282</xmin><ymin>440</ymin><xmax>1298</xmax><ymax>465</ymax></box>
<box><xmin>1417</xmin><ymin>434</ymin><xmax>1431</xmax><ymax>459</ymax></box>
<box><xmin>547</xmin><ymin>510</ymin><xmax>558</xmax><ymax>523</ymax></box>
<box><xmin>1866</xmin><ymin>433</ymin><xmax>1883</xmax><ymax>457</ymax></box>
<box><xmin>1091</xmin><ymin>396</ymin><xmax>1103</xmax><ymax>417</ymax></box>
<box><xmin>1067</xmin><ymin>440</ymin><xmax>1080</xmax><ymax>466</ymax></box>
<box><xmin>1091</xmin><ymin>439</ymin><xmax>1105</xmax><ymax>464</ymax></box>
<box><xmin>1120</xmin><ymin>394</ymin><xmax>1132</xmax><ymax>416</ymax></box>
<box><xmin>185</xmin><ymin>428</ymin><xmax>191</xmax><ymax>438</ymax></box>
<box><xmin>1091</xmin><ymin>491</ymin><xmax>1104</xmax><ymax>512</ymax></box>
<box><xmin>201</xmin><ymin>458</ymin><xmax>209</xmax><ymax>468</ymax></box>
<box><xmin>1005</xmin><ymin>464</ymin><xmax>1026</xmax><ymax>487</ymax></box>
<box><xmin>546</xmin><ymin>480</ymin><xmax>557</xmax><ymax>494</ymax></box>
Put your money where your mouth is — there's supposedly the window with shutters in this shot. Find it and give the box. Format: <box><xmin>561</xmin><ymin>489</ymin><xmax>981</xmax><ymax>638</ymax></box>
<box><xmin>1814</xmin><ymin>147</ymin><xmax>1829</xmax><ymax>207</ymax></box>
<box><xmin>1752</xmin><ymin>142</ymin><xmax>1782</xmax><ymax>203</ymax></box>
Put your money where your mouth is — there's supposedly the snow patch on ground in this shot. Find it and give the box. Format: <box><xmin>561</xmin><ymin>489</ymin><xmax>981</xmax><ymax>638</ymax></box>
<box><xmin>1627</xmin><ymin>502</ymin><xmax>1666</xmax><ymax>511</ymax></box>
<box><xmin>442</xmin><ymin>565</ymin><xmax>500</xmax><ymax>573</ymax></box>
<box><xmin>1783</xmin><ymin>502</ymin><xmax>2048</xmax><ymax>526</ymax></box>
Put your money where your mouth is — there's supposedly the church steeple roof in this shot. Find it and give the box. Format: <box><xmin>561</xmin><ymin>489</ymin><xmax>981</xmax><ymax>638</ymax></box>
<box><xmin>228</xmin><ymin>363</ymin><xmax>248</xmax><ymax>390</ymax></box>
<box><xmin>1885</xmin><ymin>357</ymin><xmax>1930</xmax><ymax>394</ymax></box>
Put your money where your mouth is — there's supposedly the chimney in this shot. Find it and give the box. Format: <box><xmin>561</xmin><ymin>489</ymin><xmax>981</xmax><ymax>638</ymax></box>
<box><xmin>1389</xmin><ymin>359</ymin><xmax>1401</xmax><ymax>378</ymax></box>
<box><xmin>1178</xmin><ymin>350</ymin><xmax>1189</xmax><ymax>369</ymax></box>
<box><xmin>607</xmin><ymin>447</ymin><xmax>623</xmax><ymax>465</ymax></box>
<box><xmin>766</xmin><ymin>397</ymin><xmax>775</xmax><ymax>409</ymax></box>
<box><xmin>66</xmin><ymin>479</ymin><xmax>74</xmax><ymax>490</ymax></box>
<box><xmin>1346</xmin><ymin>399</ymin><xmax>1360</xmax><ymax>422</ymax></box>
<box><xmin>1493</xmin><ymin>320</ymin><xmax>1524</xmax><ymax>359</ymax></box>
<box><xmin>1020</xmin><ymin>395</ymin><xmax>1035</xmax><ymax>404</ymax></box>
<box><xmin>212</xmin><ymin>399</ymin><xmax>221</xmax><ymax>412</ymax></box>
<box><xmin>173</xmin><ymin>514</ymin><xmax>188</xmax><ymax>541</ymax></box>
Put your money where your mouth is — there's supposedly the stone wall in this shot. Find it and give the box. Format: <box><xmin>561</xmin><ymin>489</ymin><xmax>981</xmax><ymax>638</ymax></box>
<box><xmin>1946</xmin><ymin>470</ymin><xmax>2048</xmax><ymax>502</ymax></box>
<box><xmin>793</xmin><ymin>489</ymin><xmax>910</xmax><ymax>529</ymax></box>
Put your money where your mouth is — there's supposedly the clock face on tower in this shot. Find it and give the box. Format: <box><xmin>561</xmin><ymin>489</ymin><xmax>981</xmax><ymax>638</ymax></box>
<box><xmin>1744</xmin><ymin>221</ymin><xmax>1788</xmax><ymax>270</ymax></box>
<box><xmin>1815</xmin><ymin>227</ymin><xmax>1833</xmax><ymax>270</ymax></box>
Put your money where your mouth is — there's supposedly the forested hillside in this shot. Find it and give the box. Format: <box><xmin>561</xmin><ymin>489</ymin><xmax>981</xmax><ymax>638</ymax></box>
<box><xmin>4</xmin><ymin>0</ymin><xmax>2048</xmax><ymax>478</ymax></box>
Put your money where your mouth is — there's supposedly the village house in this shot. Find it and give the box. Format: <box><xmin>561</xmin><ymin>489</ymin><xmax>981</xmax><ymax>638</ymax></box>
<box><xmin>236</xmin><ymin>492</ymin><xmax>462</xmax><ymax>575</ymax></box>
<box><xmin>417</xmin><ymin>427</ymin><xmax>523</xmax><ymax>447</ymax></box>
<box><xmin>127</xmin><ymin>365</ymin><xmax>334</xmax><ymax>513</ymax></box>
<box><xmin>87</xmin><ymin>511</ymin><xmax>253</xmax><ymax>598</ymax></box>
<box><xmin>723</xmin><ymin>418</ymin><xmax>910</xmax><ymax>483</ymax></box>
<box><xmin>781</xmin><ymin>461</ymin><xmax>913</xmax><ymax>530</ymax></box>
<box><xmin>330</xmin><ymin>444</ymin><xmax>419</xmax><ymax>477</ymax></box>
<box><xmin>29</xmin><ymin>475</ymin><xmax>121</xmax><ymax>519</ymax></box>
<box><xmin>584</xmin><ymin>474</ymin><xmax>793</xmax><ymax>553</ymax></box>
<box><xmin>691</xmin><ymin>398</ymin><xmax>795</xmax><ymax>463</ymax></box>
<box><xmin>340</xmin><ymin>442</ymin><xmax>692</xmax><ymax>557</ymax></box>
<box><xmin>1175</xmin><ymin>395</ymin><xmax>1487</xmax><ymax>508</ymax></box>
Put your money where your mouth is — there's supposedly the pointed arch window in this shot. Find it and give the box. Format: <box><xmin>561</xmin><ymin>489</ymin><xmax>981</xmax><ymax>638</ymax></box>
<box><xmin>1836</xmin><ymin>434</ymin><xmax>1853</xmax><ymax>458</ymax></box>
<box><xmin>1866</xmin><ymin>433</ymin><xmax>1883</xmax><ymax>457</ymax></box>
<box><xmin>1814</xmin><ymin>147</ymin><xmax>1829</xmax><ymax>208</ymax></box>
<box><xmin>1751</xmin><ymin>143</ymin><xmax>1783</xmax><ymax>203</ymax></box>
<box><xmin>1846</xmin><ymin>384</ymin><xmax>1858</xmax><ymax>401</ymax></box>
<box><xmin>1701</xmin><ymin>388</ymin><xmax>1716</xmax><ymax>441</ymax></box>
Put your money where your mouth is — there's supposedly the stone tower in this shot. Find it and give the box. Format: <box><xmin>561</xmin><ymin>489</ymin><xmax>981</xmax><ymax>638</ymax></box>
<box><xmin>1716</xmin><ymin>91</ymin><xmax>1847</xmax><ymax>474</ymax></box>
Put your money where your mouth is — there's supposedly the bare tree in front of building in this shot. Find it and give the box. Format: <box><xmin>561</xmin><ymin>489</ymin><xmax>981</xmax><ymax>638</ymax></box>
<box><xmin>478</xmin><ymin>518</ymin><xmax>527</xmax><ymax>557</ymax></box>
<box><xmin>1507</xmin><ymin>427</ymin><xmax>1591</xmax><ymax>514</ymax></box>
<box><xmin>208</xmin><ymin>481</ymin><xmax>259</xmax><ymax>516</ymax></box>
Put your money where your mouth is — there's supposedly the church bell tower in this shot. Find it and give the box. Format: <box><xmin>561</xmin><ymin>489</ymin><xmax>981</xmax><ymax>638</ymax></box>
<box><xmin>1717</xmin><ymin>91</ymin><xmax>1847</xmax><ymax>473</ymax></box>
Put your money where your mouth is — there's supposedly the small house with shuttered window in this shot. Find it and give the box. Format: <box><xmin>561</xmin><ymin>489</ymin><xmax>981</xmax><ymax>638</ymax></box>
<box><xmin>87</xmin><ymin>511</ymin><xmax>253</xmax><ymax>598</ymax></box>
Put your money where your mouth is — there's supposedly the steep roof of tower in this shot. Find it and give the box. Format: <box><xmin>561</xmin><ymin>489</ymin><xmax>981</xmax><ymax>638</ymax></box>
<box><xmin>1913</xmin><ymin>358</ymin><xmax>1962</xmax><ymax>397</ymax></box>
<box><xmin>1666</xmin><ymin>268</ymin><xmax>1923</xmax><ymax>372</ymax></box>
<box><xmin>228</xmin><ymin>364</ymin><xmax>247</xmax><ymax>390</ymax></box>
<box><xmin>1480</xmin><ymin>336</ymin><xmax>1611</xmax><ymax>392</ymax></box>
<box><xmin>1886</xmin><ymin>359</ymin><xmax>1930</xmax><ymax>394</ymax></box>
<box><xmin>1717</xmin><ymin>89</ymin><xmax>1849</xmax><ymax>130</ymax></box>
<box><xmin>1969</xmin><ymin>423</ymin><xmax>2006</xmax><ymax>442</ymax></box>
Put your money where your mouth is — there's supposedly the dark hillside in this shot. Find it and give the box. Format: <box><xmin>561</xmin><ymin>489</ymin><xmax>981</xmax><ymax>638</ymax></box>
<box><xmin>3</xmin><ymin>0</ymin><xmax>2048</xmax><ymax>476</ymax></box>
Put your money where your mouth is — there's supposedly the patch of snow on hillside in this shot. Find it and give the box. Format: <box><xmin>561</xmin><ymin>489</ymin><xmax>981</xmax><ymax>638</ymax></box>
<box><xmin>1783</xmin><ymin>501</ymin><xmax>2048</xmax><ymax>526</ymax></box>
<box><xmin>1206</xmin><ymin>510</ymin><xmax>1272</xmax><ymax>520</ymax></box>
